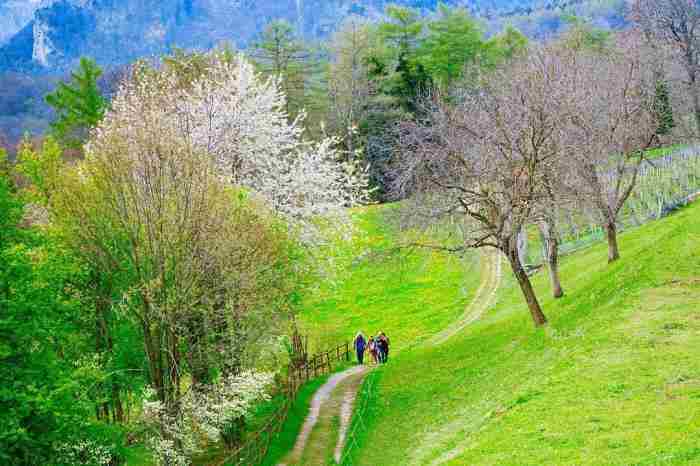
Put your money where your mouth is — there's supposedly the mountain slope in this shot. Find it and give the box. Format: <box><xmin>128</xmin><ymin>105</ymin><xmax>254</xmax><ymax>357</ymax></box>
<box><xmin>0</xmin><ymin>0</ymin><xmax>47</xmax><ymax>46</ymax></box>
<box><xmin>0</xmin><ymin>0</ymin><xmax>607</xmax><ymax>73</ymax></box>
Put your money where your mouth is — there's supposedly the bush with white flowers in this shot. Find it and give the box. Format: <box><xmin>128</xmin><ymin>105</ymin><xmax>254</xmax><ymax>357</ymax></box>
<box><xmin>142</xmin><ymin>371</ymin><xmax>274</xmax><ymax>465</ymax></box>
<box><xmin>56</xmin><ymin>438</ymin><xmax>117</xmax><ymax>466</ymax></box>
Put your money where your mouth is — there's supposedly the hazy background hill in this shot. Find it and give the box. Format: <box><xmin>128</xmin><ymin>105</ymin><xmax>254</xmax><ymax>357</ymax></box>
<box><xmin>0</xmin><ymin>0</ymin><xmax>627</xmax><ymax>148</ymax></box>
<box><xmin>0</xmin><ymin>0</ymin><xmax>626</xmax><ymax>73</ymax></box>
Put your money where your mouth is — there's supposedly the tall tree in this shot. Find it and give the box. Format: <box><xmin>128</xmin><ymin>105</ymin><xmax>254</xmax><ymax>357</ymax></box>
<box><xmin>1</xmin><ymin>151</ymin><xmax>126</xmax><ymax>466</ymax></box>
<box><xmin>48</xmin><ymin>50</ymin><xmax>369</xmax><ymax>463</ymax></box>
<box><xmin>557</xmin><ymin>33</ymin><xmax>660</xmax><ymax>263</ymax></box>
<box><xmin>418</xmin><ymin>5</ymin><xmax>485</xmax><ymax>89</ymax></box>
<box><xmin>378</xmin><ymin>5</ymin><xmax>423</xmax><ymax>55</ymax></box>
<box><xmin>392</xmin><ymin>46</ymin><xmax>578</xmax><ymax>327</ymax></box>
<box><xmin>327</xmin><ymin>16</ymin><xmax>374</xmax><ymax>155</ymax></box>
<box><xmin>251</xmin><ymin>20</ymin><xmax>310</xmax><ymax>120</ymax></box>
<box><xmin>633</xmin><ymin>0</ymin><xmax>700</xmax><ymax>135</ymax></box>
<box><xmin>45</xmin><ymin>57</ymin><xmax>108</xmax><ymax>149</ymax></box>
<box><xmin>375</xmin><ymin>5</ymin><xmax>432</xmax><ymax>113</ymax></box>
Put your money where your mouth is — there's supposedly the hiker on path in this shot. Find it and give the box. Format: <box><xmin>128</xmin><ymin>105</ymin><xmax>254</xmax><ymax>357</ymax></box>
<box><xmin>378</xmin><ymin>332</ymin><xmax>390</xmax><ymax>363</ymax></box>
<box><xmin>354</xmin><ymin>332</ymin><xmax>367</xmax><ymax>365</ymax></box>
<box><xmin>374</xmin><ymin>334</ymin><xmax>385</xmax><ymax>363</ymax></box>
<box><xmin>368</xmin><ymin>335</ymin><xmax>379</xmax><ymax>364</ymax></box>
<box><xmin>383</xmin><ymin>332</ymin><xmax>391</xmax><ymax>362</ymax></box>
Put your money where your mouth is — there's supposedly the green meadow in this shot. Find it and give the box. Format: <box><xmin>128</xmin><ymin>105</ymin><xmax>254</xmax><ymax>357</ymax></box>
<box><xmin>294</xmin><ymin>202</ymin><xmax>700</xmax><ymax>465</ymax></box>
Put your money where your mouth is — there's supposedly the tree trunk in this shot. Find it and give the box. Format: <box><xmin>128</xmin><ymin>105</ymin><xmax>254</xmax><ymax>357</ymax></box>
<box><xmin>517</xmin><ymin>227</ymin><xmax>529</xmax><ymax>269</ymax></box>
<box><xmin>142</xmin><ymin>316</ymin><xmax>165</xmax><ymax>403</ymax></box>
<box><xmin>103</xmin><ymin>305</ymin><xmax>124</xmax><ymax>423</ymax></box>
<box><xmin>112</xmin><ymin>384</ymin><xmax>124</xmax><ymax>423</ymax></box>
<box><xmin>506</xmin><ymin>248</ymin><xmax>548</xmax><ymax>327</ymax></box>
<box><xmin>186</xmin><ymin>312</ymin><xmax>210</xmax><ymax>386</ymax></box>
<box><xmin>538</xmin><ymin>221</ymin><xmax>564</xmax><ymax>299</ymax></box>
<box><xmin>605</xmin><ymin>221</ymin><xmax>620</xmax><ymax>263</ymax></box>
<box><xmin>690</xmin><ymin>69</ymin><xmax>700</xmax><ymax>137</ymax></box>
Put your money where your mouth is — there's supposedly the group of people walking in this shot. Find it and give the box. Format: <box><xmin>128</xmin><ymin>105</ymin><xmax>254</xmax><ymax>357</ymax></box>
<box><xmin>353</xmin><ymin>332</ymin><xmax>390</xmax><ymax>365</ymax></box>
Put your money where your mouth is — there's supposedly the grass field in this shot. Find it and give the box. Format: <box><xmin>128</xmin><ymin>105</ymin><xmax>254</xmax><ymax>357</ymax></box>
<box><xmin>339</xmin><ymin>202</ymin><xmax>700</xmax><ymax>465</ymax></box>
<box><xmin>298</xmin><ymin>204</ymin><xmax>482</xmax><ymax>354</ymax></box>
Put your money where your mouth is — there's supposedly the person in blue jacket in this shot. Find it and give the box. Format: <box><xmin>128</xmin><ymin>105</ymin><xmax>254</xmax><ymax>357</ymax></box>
<box><xmin>353</xmin><ymin>331</ymin><xmax>367</xmax><ymax>365</ymax></box>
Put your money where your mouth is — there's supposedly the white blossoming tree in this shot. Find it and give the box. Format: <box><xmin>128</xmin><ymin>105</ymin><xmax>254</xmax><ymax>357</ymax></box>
<box><xmin>100</xmin><ymin>50</ymin><xmax>370</xmax><ymax>232</ymax></box>
<box><xmin>142</xmin><ymin>371</ymin><xmax>274</xmax><ymax>466</ymax></box>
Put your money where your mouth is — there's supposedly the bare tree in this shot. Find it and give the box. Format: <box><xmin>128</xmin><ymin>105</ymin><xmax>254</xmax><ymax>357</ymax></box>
<box><xmin>393</xmin><ymin>47</ymin><xmax>575</xmax><ymax>327</ymax></box>
<box><xmin>633</xmin><ymin>0</ymin><xmax>700</xmax><ymax>135</ymax></box>
<box><xmin>536</xmin><ymin>164</ymin><xmax>567</xmax><ymax>298</ymax></box>
<box><xmin>557</xmin><ymin>33</ymin><xmax>660</xmax><ymax>263</ymax></box>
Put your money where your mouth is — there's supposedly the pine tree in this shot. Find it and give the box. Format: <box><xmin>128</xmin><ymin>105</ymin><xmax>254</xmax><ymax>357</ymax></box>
<box><xmin>45</xmin><ymin>57</ymin><xmax>107</xmax><ymax>149</ymax></box>
<box><xmin>654</xmin><ymin>79</ymin><xmax>675</xmax><ymax>136</ymax></box>
<box><xmin>376</xmin><ymin>5</ymin><xmax>430</xmax><ymax>113</ymax></box>
<box><xmin>251</xmin><ymin>20</ymin><xmax>310</xmax><ymax>120</ymax></box>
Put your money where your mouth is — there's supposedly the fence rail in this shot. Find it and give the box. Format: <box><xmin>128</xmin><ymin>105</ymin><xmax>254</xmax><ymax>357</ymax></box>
<box><xmin>217</xmin><ymin>340</ymin><xmax>352</xmax><ymax>466</ymax></box>
<box><xmin>524</xmin><ymin>146</ymin><xmax>700</xmax><ymax>268</ymax></box>
<box><xmin>338</xmin><ymin>368</ymin><xmax>379</xmax><ymax>465</ymax></box>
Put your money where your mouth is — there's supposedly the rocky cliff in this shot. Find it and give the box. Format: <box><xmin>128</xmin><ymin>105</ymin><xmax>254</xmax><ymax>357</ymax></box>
<box><xmin>0</xmin><ymin>0</ymin><xmax>608</xmax><ymax>74</ymax></box>
<box><xmin>0</xmin><ymin>0</ymin><xmax>50</xmax><ymax>46</ymax></box>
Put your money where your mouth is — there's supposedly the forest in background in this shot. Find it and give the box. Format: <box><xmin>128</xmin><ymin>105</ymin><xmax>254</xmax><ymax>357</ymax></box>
<box><xmin>0</xmin><ymin>0</ymin><xmax>628</xmax><ymax>153</ymax></box>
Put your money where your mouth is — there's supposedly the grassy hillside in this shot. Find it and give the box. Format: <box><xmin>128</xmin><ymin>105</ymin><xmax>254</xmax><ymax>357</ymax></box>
<box><xmin>341</xmin><ymin>202</ymin><xmax>700</xmax><ymax>465</ymax></box>
<box><xmin>299</xmin><ymin>205</ymin><xmax>481</xmax><ymax>353</ymax></box>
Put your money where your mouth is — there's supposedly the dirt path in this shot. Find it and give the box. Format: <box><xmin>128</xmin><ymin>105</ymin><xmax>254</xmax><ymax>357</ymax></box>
<box><xmin>281</xmin><ymin>249</ymin><xmax>502</xmax><ymax>465</ymax></box>
<box><xmin>428</xmin><ymin>248</ymin><xmax>502</xmax><ymax>346</ymax></box>
<box><xmin>279</xmin><ymin>365</ymin><xmax>369</xmax><ymax>466</ymax></box>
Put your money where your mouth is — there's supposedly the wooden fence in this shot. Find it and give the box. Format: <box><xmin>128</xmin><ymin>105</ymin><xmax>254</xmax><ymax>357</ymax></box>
<box><xmin>217</xmin><ymin>341</ymin><xmax>352</xmax><ymax>466</ymax></box>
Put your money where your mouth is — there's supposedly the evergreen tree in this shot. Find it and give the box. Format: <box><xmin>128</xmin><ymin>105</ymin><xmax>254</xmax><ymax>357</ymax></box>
<box><xmin>378</xmin><ymin>5</ymin><xmax>423</xmax><ymax>55</ymax></box>
<box><xmin>45</xmin><ymin>57</ymin><xmax>107</xmax><ymax>149</ymax></box>
<box><xmin>375</xmin><ymin>5</ymin><xmax>431</xmax><ymax>113</ymax></box>
<box><xmin>654</xmin><ymin>79</ymin><xmax>675</xmax><ymax>136</ymax></box>
<box><xmin>418</xmin><ymin>5</ymin><xmax>484</xmax><ymax>89</ymax></box>
<box><xmin>251</xmin><ymin>20</ymin><xmax>310</xmax><ymax>119</ymax></box>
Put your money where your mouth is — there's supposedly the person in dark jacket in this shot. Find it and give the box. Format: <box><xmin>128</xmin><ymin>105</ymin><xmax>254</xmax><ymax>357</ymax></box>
<box><xmin>354</xmin><ymin>331</ymin><xmax>367</xmax><ymax>365</ymax></box>
<box><xmin>378</xmin><ymin>332</ymin><xmax>390</xmax><ymax>363</ymax></box>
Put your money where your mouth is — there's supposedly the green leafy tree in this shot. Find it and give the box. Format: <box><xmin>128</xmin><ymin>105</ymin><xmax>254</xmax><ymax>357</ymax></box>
<box><xmin>487</xmin><ymin>25</ymin><xmax>529</xmax><ymax>63</ymax></box>
<box><xmin>0</xmin><ymin>162</ymin><xmax>126</xmax><ymax>465</ymax></box>
<box><xmin>251</xmin><ymin>20</ymin><xmax>310</xmax><ymax>119</ymax></box>
<box><xmin>418</xmin><ymin>5</ymin><xmax>484</xmax><ymax>89</ymax></box>
<box><xmin>45</xmin><ymin>57</ymin><xmax>108</xmax><ymax>149</ymax></box>
<box><xmin>15</xmin><ymin>136</ymin><xmax>63</xmax><ymax>205</ymax></box>
<box><xmin>378</xmin><ymin>5</ymin><xmax>423</xmax><ymax>55</ymax></box>
<box><xmin>374</xmin><ymin>5</ymin><xmax>431</xmax><ymax>113</ymax></box>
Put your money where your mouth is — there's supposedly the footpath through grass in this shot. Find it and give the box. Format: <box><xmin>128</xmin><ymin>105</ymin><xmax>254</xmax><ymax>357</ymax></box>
<box><xmin>260</xmin><ymin>374</ymin><xmax>331</xmax><ymax>466</ymax></box>
<box><xmin>343</xmin><ymin>202</ymin><xmax>700</xmax><ymax>466</ymax></box>
<box><xmin>299</xmin><ymin>204</ymin><xmax>481</xmax><ymax>354</ymax></box>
